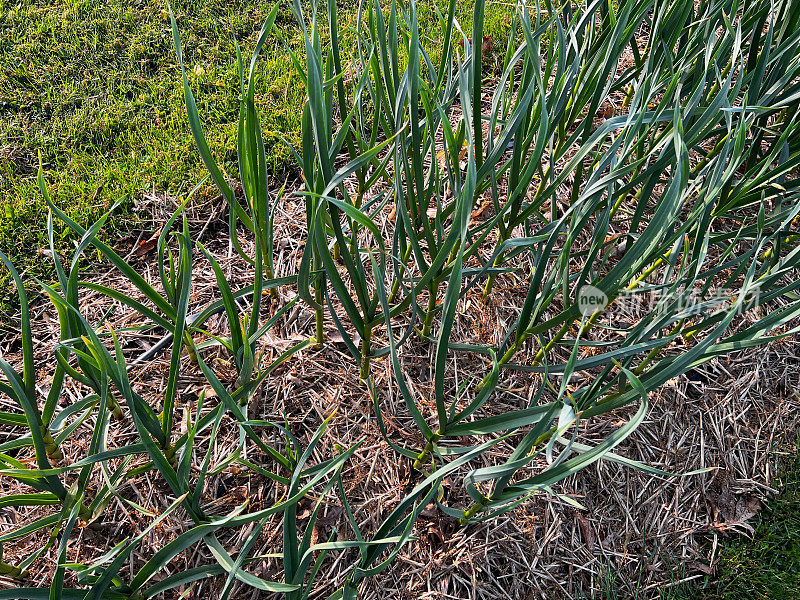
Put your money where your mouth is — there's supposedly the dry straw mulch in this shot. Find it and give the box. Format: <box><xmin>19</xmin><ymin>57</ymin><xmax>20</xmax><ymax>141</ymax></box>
<box><xmin>1</xmin><ymin>186</ymin><xmax>797</xmax><ymax>600</ymax></box>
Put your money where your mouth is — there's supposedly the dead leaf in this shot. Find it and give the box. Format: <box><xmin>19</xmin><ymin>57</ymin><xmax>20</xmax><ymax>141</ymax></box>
<box><xmin>133</xmin><ymin>228</ymin><xmax>162</xmax><ymax>257</ymax></box>
<box><xmin>470</xmin><ymin>200</ymin><xmax>492</xmax><ymax>222</ymax></box>
<box><xmin>315</xmin><ymin>506</ymin><xmax>343</xmax><ymax>528</ymax></box>
<box><xmin>577</xmin><ymin>516</ymin><xmax>596</xmax><ymax>550</ymax></box>
<box><xmin>706</xmin><ymin>471</ymin><xmax>761</xmax><ymax>535</ymax></box>
<box><xmin>456</xmin><ymin>35</ymin><xmax>494</xmax><ymax>57</ymax></box>
<box><xmin>687</xmin><ymin>561</ymin><xmax>714</xmax><ymax>575</ymax></box>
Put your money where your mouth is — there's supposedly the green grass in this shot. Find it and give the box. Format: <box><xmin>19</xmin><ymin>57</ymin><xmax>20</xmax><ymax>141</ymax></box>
<box><xmin>685</xmin><ymin>446</ymin><xmax>800</xmax><ymax>600</ymax></box>
<box><xmin>0</xmin><ymin>0</ymin><xmax>298</xmax><ymax>302</ymax></box>
<box><xmin>0</xmin><ymin>0</ymin><xmax>511</xmax><ymax>311</ymax></box>
<box><xmin>593</xmin><ymin>446</ymin><xmax>800</xmax><ymax>600</ymax></box>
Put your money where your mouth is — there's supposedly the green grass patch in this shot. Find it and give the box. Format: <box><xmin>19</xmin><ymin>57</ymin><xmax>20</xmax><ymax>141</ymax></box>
<box><xmin>597</xmin><ymin>446</ymin><xmax>800</xmax><ymax>599</ymax></box>
<box><xmin>0</xmin><ymin>0</ymin><xmax>512</xmax><ymax>314</ymax></box>
<box><xmin>687</xmin><ymin>445</ymin><xmax>800</xmax><ymax>600</ymax></box>
<box><xmin>0</xmin><ymin>0</ymin><xmax>294</xmax><ymax>305</ymax></box>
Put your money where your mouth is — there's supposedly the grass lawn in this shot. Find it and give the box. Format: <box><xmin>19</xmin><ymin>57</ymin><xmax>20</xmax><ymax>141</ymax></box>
<box><xmin>0</xmin><ymin>0</ymin><xmax>511</xmax><ymax>310</ymax></box>
<box><xmin>685</xmin><ymin>445</ymin><xmax>800</xmax><ymax>600</ymax></box>
<box><xmin>597</xmin><ymin>442</ymin><xmax>800</xmax><ymax>600</ymax></box>
<box><xmin>1</xmin><ymin>0</ymin><xmax>298</xmax><ymax>307</ymax></box>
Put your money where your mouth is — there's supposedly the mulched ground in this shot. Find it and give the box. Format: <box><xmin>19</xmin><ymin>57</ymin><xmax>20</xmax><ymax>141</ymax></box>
<box><xmin>1</xmin><ymin>180</ymin><xmax>797</xmax><ymax>599</ymax></box>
